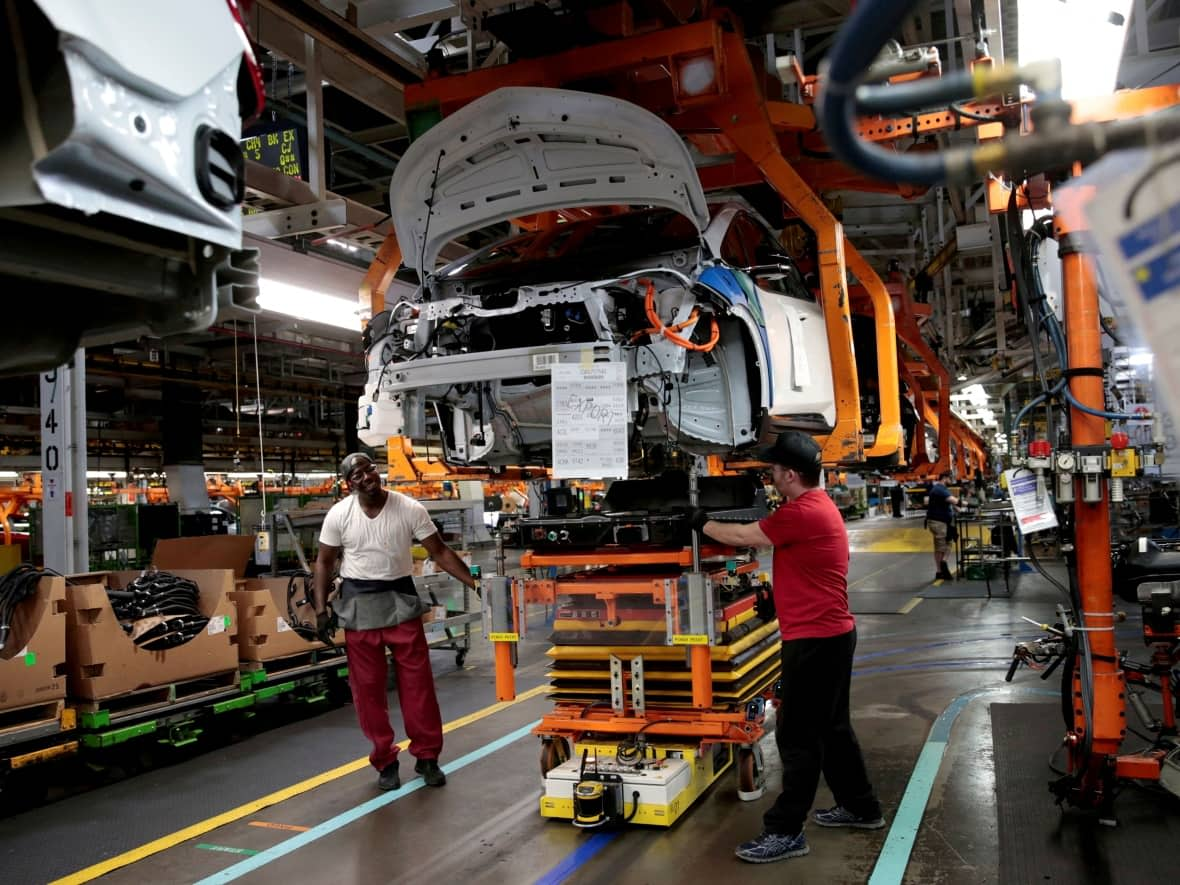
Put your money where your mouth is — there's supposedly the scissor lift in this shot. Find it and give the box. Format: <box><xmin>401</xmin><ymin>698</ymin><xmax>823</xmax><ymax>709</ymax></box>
<box><xmin>482</xmin><ymin>526</ymin><xmax>779</xmax><ymax>827</ymax></box>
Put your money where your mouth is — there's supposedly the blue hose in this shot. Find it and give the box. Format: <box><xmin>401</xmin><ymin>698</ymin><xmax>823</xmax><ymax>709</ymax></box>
<box><xmin>855</xmin><ymin>71</ymin><xmax>977</xmax><ymax>114</ymax></box>
<box><xmin>818</xmin><ymin>0</ymin><xmax>950</xmax><ymax>184</ymax></box>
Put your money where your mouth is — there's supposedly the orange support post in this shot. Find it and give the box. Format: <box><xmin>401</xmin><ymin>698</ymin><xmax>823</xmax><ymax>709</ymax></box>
<box><xmin>359</xmin><ymin>232</ymin><xmax>403</xmax><ymax>322</ymax></box>
<box><xmin>690</xmin><ymin>644</ymin><xmax>713</xmax><ymax>709</ymax></box>
<box><xmin>1057</xmin><ymin>211</ymin><xmax>1126</xmax><ymax>791</ymax></box>
<box><xmin>708</xmin><ymin>27</ymin><xmax>861</xmax><ymax>464</ymax></box>
<box><xmin>494</xmin><ymin>641</ymin><xmax>516</xmax><ymax>702</ymax></box>
<box><xmin>0</xmin><ymin>499</ymin><xmax>15</xmax><ymax>546</ymax></box>
<box><xmin>845</xmin><ymin>247</ymin><xmax>903</xmax><ymax>462</ymax></box>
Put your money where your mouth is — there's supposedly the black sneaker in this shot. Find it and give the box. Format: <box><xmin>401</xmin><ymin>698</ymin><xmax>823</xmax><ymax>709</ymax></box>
<box><xmin>813</xmin><ymin>805</ymin><xmax>885</xmax><ymax>829</ymax></box>
<box><xmin>415</xmin><ymin>758</ymin><xmax>446</xmax><ymax>787</ymax></box>
<box><xmin>377</xmin><ymin>760</ymin><xmax>401</xmax><ymax>791</ymax></box>
<box><xmin>734</xmin><ymin>830</ymin><xmax>809</xmax><ymax>863</ymax></box>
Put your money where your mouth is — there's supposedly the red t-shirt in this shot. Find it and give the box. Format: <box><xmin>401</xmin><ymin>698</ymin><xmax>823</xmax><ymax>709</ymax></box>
<box><xmin>758</xmin><ymin>488</ymin><xmax>855</xmax><ymax>641</ymax></box>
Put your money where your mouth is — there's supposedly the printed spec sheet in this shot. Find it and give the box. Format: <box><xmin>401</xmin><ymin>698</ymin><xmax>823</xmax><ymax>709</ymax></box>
<box><xmin>551</xmin><ymin>362</ymin><xmax>629</xmax><ymax>479</ymax></box>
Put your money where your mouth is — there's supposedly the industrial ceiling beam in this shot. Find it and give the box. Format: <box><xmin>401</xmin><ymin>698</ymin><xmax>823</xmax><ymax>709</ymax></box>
<box><xmin>249</xmin><ymin>1</ymin><xmax>415</xmax><ymax>122</ymax></box>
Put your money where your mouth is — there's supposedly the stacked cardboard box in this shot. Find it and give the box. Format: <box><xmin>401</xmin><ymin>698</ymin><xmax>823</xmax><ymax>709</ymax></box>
<box><xmin>229</xmin><ymin>577</ymin><xmax>342</xmax><ymax>662</ymax></box>
<box><xmin>63</xmin><ymin>569</ymin><xmax>238</xmax><ymax>701</ymax></box>
<box><xmin>0</xmin><ymin>576</ymin><xmax>66</xmax><ymax>715</ymax></box>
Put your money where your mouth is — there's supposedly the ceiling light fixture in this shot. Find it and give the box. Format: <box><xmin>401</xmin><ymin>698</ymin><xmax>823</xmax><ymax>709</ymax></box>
<box><xmin>256</xmin><ymin>278</ymin><xmax>360</xmax><ymax>331</ymax></box>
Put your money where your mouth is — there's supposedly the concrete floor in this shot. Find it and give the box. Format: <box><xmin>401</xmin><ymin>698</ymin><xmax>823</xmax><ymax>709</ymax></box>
<box><xmin>5</xmin><ymin>514</ymin><xmax>1177</xmax><ymax>884</ymax></box>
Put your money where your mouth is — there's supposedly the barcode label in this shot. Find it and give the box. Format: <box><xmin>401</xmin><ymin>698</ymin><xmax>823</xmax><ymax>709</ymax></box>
<box><xmin>532</xmin><ymin>352</ymin><xmax>561</xmax><ymax>371</ymax></box>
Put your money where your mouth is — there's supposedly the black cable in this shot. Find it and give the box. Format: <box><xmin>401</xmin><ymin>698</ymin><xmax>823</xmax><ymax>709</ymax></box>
<box><xmin>108</xmin><ymin>571</ymin><xmax>209</xmax><ymax>649</ymax></box>
<box><xmin>637</xmin><ymin>343</ymin><xmax>681</xmax><ymax>451</ymax></box>
<box><xmin>1122</xmin><ymin>152</ymin><xmax>1180</xmax><ymax>219</ymax></box>
<box><xmin>950</xmin><ymin>102</ymin><xmax>995</xmax><ymax>123</ymax></box>
<box><xmin>1136</xmin><ymin>59</ymin><xmax>1180</xmax><ymax>89</ymax></box>
<box><xmin>418</xmin><ymin>148</ymin><xmax>446</xmax><ymax>288</ymax></box>
<box><xmin>0</xmin><ymin>564</ymin><xmax>45</xmax><ymax>652</ymax></box>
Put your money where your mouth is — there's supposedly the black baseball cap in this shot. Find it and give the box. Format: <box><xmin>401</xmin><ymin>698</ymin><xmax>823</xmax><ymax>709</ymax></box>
<box><xmin>755</xmin><ymin>431</ymin><xmax>823</xmax><ymax>472</ymax></box>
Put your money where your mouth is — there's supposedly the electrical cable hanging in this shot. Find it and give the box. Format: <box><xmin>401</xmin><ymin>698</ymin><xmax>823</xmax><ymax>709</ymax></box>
<box><xmin>253</xmin><ymin>317</ymin><xmax>268</xmax><ymax>517</ymax></box>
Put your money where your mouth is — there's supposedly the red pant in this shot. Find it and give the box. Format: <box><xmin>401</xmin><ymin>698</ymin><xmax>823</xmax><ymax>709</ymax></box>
<box><xmin>345</xmin><ymin>620</ymin><xmax>443</xmax><ymax>771</ymax></box>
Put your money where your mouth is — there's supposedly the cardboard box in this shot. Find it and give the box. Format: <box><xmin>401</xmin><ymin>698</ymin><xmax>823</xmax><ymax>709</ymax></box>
<box><xmin>64</xmin><ymin>569</ymin><xmax>238</xmax><ymax>701</ymax></box>
<box><xmin>153</xmin><ymin>536</ymin><xmax>256</xmax><ymax>578</ymax></box>
<box><xmin>0</xmin><ymin>576</ymin><xmax>66</xmax><ymax>713</ymax></box>
<box><xmin>229</xmin><ymin>577</ymin><xmax>342</xmax><ymax>662</ymax></box>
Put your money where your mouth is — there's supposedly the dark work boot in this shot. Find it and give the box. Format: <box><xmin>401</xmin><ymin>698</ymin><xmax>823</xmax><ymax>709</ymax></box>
<box><xmin>415</xmin><ymin>758</ymin><xmax>447</xmax><ymax>787</ymax></box>
<box><xmin>940</xmin><ymin>563</ymin><xmax>954</xmax><ymax>581</ymax></box>
<box><xmin>378</xmin><ymin>759</ymin><xmax>401</xmax><ymax>791</ymax></box>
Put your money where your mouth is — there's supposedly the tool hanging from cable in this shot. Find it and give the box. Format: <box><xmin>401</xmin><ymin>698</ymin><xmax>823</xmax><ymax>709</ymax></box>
<box><xmin>284</xmin><ymin>570</ymin><xmax>337</xmax><ymax>646</ymax></box>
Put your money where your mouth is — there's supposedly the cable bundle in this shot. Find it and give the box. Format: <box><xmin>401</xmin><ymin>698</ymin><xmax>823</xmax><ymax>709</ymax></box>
<box><xmin>107</xmin><ymin>571</ymin><xmax>209</xmax><ymax>651</ymax></box>
<box><xmin>0</xmin><ymin>564</ymin><xmax>44</xmax><ymax>652</ymax></box>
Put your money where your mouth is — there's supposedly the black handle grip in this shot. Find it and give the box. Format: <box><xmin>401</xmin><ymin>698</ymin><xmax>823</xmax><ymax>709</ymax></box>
<box><xmin>1005</xmin><ymin>654</ymin><xmax>1021</xmax><ymax>683</ymax></box>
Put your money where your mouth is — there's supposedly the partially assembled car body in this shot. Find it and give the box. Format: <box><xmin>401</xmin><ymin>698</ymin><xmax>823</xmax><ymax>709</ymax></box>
<box><xmin>358</xmin><ymin>88</ymin><xmax>836</xmax><ymax>471</ymax></box>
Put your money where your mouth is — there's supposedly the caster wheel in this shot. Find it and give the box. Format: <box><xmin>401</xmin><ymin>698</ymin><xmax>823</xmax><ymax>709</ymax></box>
<box><xmin>737</xmin><ymin>745</ymin><xmax>765</xmax><ymax>802</ymax></box>
<box><xmin>455</xmin><ymin>650</ymin><xmax>467</xmax><ymax>668</ymax></box>
<box><xmin>540</xmin><ymin>737</ymin><xmax>570</xmax><ymax>776</ymax></box>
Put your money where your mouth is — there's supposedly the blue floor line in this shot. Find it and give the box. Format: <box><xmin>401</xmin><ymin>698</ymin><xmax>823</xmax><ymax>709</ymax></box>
<box><xmin>533</xmin><ymin>832</ymin><xmax>619</xmax><ymax>885</ymax></box>
<box><xmin>192</xmin><ymin>720</ymin><xmax>541</xmax><ymax>885</ymax></box>
<box><xmin>867</xmin><ymin>686</ymin><xmax>1058</xmax><ymax>885</ymax></box>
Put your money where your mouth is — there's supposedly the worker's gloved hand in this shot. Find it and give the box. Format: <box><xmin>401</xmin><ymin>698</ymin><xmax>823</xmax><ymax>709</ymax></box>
<box><xmin>687</xmin><ymin>507</ymin><xmax>710</xmax><ymax>533</ymax></box>
<box><xmin>315</xmin><ymin>609</ymin><xmax>336</xmax><ymax>642</ymax></box>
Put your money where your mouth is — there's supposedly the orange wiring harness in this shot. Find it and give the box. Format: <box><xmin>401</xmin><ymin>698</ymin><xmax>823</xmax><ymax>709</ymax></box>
<box><xmin>632</xmin><ymin>279</ymin><xmax>720</xmax><ymax>352</ymax></box>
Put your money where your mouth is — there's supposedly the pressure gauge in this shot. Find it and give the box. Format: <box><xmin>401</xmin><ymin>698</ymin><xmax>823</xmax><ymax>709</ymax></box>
<box><xmin>1056</xmin><ymin>451</ymin><xmax>1077</xmax><ymax>472</ymax></box>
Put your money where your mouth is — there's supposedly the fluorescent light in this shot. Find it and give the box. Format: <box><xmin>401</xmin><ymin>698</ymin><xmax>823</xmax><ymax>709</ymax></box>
<box><xmin>257</xmin><ymin>278</ymin><xmax>360</xmax><ymax>331</ymax></box>
<box><xmin>1128</xmin><ymin>350</ymin><xmax>1154</xmax><ymax>366</ymax></box>
<box><xmin>1018</xmin><ymin>0</ymin><xmax>1131</xmax><ymax>100</ymax></box>
<box><xmin>87</xmin><ymin>470</ymin><xmax>127</xmax><ymax>479</ymax></box>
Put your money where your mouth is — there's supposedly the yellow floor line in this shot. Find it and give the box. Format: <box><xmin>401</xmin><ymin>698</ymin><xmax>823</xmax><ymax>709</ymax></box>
<box><xmin>931</xmin><ymin>579</ymin><xmax>944</xmax><ymax>587</ymax></box>
<box><xmin>848</xmin><ymin>558</ymin><xmax>910</xmax><ymax>589</ymax></box>
<box><xmin>49</xmin><ymin>683</ymin><xmax>550</xmax><ymax>885</ymax></box>
<box><xmin>897</xmin><ymin>597</ymin><xmax>924</xmax><ymax>615</ymax></box>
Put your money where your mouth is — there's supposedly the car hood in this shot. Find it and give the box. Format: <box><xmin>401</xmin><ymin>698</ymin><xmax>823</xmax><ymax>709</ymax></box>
<box><xmin>391</xmin><ymin>87</ymin><xmax>709</xmax><ymax>275</ymax></box>
<box><xmin>35</xmin><ymin>0</ymin><xmax>244</xmax><ymax>100</ymax></box>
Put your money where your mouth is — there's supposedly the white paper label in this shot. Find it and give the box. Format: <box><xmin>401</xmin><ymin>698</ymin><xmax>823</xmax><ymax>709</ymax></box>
<box><xmin>277</xmin><ymin>617</ymin><xmax>292</xmax><ymax>633</ymax></box>
<box><xmin>531</xmin><ymin>352</ymin><xmax>561</xmax><ymax>372</ymax></box>
<box><xmin>1003</xmin><ymin>469</ymin><xmax>1059</xmax><ymax>535</ymax></box>
<box><xmin>550</xmin><ymin>362</ymin><xmax>629</xmax><ymax>480</ymax></box>
<box><xmin>206</xmin><ymin>616</ymin><xmax>228</xmax><ymax>636</ymax></box>
<box><xmin>1074</xmin><ymin>148</ymin><xmax>1180</xmax><ymax>422</ymax></box>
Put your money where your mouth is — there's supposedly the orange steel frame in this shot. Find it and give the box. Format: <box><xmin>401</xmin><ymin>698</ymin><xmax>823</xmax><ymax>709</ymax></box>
<box><xmin>502</xmin><ymin>549</ymin><xmax>771</xmax><ymax>736</ymax></box>
<box><xmin>369</xmin><ymin>13</ymin><xmax>910</xmax><ymax>467</ymax></box>
<box><xmin>1054</xmin><ymin>204</ymin><xmax>1162</xmax><ymax>799</ymax></box>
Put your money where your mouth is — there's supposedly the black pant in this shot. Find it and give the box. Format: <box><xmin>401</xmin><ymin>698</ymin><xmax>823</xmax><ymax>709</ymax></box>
<box><xmin>763</xmin><ymin>628</ymin><xmax>880</xmax><ymax>835</ymax></box>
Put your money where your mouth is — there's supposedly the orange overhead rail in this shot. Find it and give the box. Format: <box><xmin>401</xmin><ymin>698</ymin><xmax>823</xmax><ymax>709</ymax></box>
<box><xmin>401</xmin><ymin>13</ymin><xmax>909</xmax><ymax>466</ymax></box>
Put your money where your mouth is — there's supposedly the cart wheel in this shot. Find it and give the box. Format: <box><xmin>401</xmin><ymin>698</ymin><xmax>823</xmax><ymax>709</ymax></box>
<box><xmin>540</xmin><ymin>737</ymin><xmax>570</xmax><ymax>776</ymax></box>
<box><xmin>455</xmin><ymin>650</ymin><xmax>467</xmax><ymax>668</ymax></box>
<box><xmin>737</xmin><ymin>745</ymin><xmax>765</xmax><ymax>802</ymax></box>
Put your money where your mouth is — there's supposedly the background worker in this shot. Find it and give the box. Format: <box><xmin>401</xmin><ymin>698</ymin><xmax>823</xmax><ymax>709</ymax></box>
<box><xmin>691</xmin><ymin>431</ymin><xmax>884</xmax><ymax>865</ymax></box>
<box><xmin>925</xmin><ymin>471</ymin><xmax>959</xmax><ymax>582</ymax></box>
<box><xmin>312</xmin><ymin>452</ymin><xmax>478</xmax><ymax>791</ymax></box>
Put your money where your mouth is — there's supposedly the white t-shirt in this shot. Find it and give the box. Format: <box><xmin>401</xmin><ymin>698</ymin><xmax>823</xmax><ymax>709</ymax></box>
<box><xmin>319</xmin><ymin>492</ymin><xmax>438</xmax><ymax>580</ymax></box>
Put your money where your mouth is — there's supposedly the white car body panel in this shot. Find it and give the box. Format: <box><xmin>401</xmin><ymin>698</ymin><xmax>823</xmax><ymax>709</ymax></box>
<box><xmin>760</xmin><ymin>291</ymin><xmax>837</xmax><ymax>426</ymax></box>
<box><xmin>390</xmin><ymin>87</ymin><xmax>710</xmax><ymax>274</ymax></box>
<box><xmin>3</xmin><ymin>1</ymin><xmax>244</xmax><ymax>249</ymax></box>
